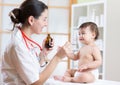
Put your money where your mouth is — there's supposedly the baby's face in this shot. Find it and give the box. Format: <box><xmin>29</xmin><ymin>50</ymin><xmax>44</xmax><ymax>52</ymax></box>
<box><xmin>78</xmin><ymin>27</ymin><xmax>95</xmax><ymax>44</ymax></box>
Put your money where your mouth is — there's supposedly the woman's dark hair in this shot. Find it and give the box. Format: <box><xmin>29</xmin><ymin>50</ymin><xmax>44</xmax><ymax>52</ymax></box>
<box><xmin>79</xmin><ymin>22</ymin><xmax>99</xmax><ymax>40</ymax></box>
<box><xmin>9</xmin><ymin>0</ymin><xmax>48</xmax><ymax>30</ymax></box>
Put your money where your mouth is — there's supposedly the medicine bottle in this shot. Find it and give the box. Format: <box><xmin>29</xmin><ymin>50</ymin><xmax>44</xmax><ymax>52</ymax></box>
<box><xmin>45</xmin><ymin>34</ymin><xmax>53</xmax><ymax>48</ymax></box>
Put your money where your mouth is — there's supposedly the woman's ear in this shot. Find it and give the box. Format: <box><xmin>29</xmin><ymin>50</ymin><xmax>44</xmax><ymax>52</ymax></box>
<box><xmin>28</xmin><ymin>16</ymin><xmax>35</xmax><ymax>26</ymax></box>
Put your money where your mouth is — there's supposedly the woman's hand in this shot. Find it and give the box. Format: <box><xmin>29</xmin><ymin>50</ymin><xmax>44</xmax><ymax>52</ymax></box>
<box><xmin>42</xmin><ymin>38</ymin><xmax>54</xmax><ymax>56</ymax></box>
<box><xmin>55</xmin><ymin>46</ymin><xmax>66</xmax><ymax>59</ymax></box>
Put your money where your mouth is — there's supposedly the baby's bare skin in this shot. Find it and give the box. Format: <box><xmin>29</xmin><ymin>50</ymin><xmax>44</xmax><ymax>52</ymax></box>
<box><xmin>54</xmin><ymin>22</ymin><xmax>102</xmax><ymax>83</ymax></box>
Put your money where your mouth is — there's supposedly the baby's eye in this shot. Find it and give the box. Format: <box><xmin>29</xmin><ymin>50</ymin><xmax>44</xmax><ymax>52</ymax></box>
<box><xmin>80</xmin><ymin>33</ymin><xmax>85</xmax><ymax>35</ymax></box>
<box><xmin>82</xmin><ymin>33</ymin><xmax>85</xmax><ymax>34</ymax></box>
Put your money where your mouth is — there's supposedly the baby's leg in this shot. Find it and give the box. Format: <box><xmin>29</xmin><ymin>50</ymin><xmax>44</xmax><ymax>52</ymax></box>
<box><xmin>54</xmin><ymin>76</ymin><xmax>64</xmax><ymax>81</ymax></box>
<box><xmin>72</xmin><ymin>72</ymin><xmax>95</xmax><ymax>83</ymax></box>
<box><xmin>54</xmin><ymin>69</ymin><xmax>76</xmax><ymax>82</ymax></box>
<box><xmin>54</xmin><ymin>75</ymin><xmax>73</xmax><ymax>82</ymax></box>
<box><xmin>64</xmin><ymin>69</ymin><xmax>76</xmax><ymax>77</ymax></box>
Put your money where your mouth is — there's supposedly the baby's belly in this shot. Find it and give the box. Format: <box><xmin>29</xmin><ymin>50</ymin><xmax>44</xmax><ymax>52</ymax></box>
<box><xmin>78</xmin><ymin>59</ymin><xmax>92</xmax><ymax>66</ymax></box>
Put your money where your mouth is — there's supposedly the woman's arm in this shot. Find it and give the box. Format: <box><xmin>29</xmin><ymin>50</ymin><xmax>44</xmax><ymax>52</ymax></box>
<box><xmin>39</xmin><ymin>38</ymin><xmax>54</xmax><ymax>67</ymax></box>
<box><xmin>31</xmin><ymin>44</ymin><xmax>66</xmax><ymax>85</ymax></box>
<box><xmin>31</xmin><ymin>56</ymin><xmax>60</xmax><ymax>85</ymax></box>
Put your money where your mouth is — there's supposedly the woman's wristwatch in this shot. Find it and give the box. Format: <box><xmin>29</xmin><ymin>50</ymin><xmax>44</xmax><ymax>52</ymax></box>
<box><xmin>40</xmin><ymin>61</ymin><xmax>48</xmax><ymax>67</ymax></box>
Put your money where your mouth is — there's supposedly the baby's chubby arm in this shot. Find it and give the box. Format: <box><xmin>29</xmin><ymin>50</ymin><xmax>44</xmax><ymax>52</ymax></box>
<box><xmin>78</xmin><ymin>47</ymin><xmax>102</xmax><ymax>72</ymax></box>
<box><xmin>63</xmin><ymin>41</ymin><xmax>79</xmax><ymax>60</ymax></box>
<box><xmin>88</xmin><ymin>47</ymin><xmax>102</xmax><ymax>69</ymax></box>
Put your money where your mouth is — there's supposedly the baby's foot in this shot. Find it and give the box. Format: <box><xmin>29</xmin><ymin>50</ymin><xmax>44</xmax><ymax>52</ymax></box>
<box><xmin>53</xmin><ymin>75</ymin><xmax>64</xmax><ymax>81</ymax></box>
<box><xmin>62</xmin><ymin>76</ymin><xmax>72</xmax><ymax>82</ymax></box>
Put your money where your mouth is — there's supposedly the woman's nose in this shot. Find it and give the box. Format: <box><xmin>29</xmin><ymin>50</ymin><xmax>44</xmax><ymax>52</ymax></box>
<box><xmin>45</xmin><ymin>21</ymin><xmax>48</xmax><ymax>26</ymax></box>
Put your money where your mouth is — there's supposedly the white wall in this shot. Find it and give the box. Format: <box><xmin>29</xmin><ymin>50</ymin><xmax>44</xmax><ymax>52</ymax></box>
<box><xmin>105</xmin><ymin>0</ymin><xmax>120</xmax><ymax>81</ymax></box>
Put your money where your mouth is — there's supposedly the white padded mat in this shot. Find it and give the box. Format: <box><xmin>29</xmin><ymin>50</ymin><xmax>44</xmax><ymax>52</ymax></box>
<box><xmin>45</xmin><ymin>78</ymin><xmax>120</xmax><ymax>85</ymax></box>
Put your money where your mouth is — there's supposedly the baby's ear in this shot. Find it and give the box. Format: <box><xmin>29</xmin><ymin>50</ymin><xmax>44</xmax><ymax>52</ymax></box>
<box><xmin>92</xmin><ymin>32</ymin><xmax>96</xmax><ymax>39</ymax></box>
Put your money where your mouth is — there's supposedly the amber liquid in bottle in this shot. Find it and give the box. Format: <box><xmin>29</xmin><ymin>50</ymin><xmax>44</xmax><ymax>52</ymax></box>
<box><xmin>45</xmin><ymin>34</ymin><xmax>53</xmax><ymax>48</ymax></box>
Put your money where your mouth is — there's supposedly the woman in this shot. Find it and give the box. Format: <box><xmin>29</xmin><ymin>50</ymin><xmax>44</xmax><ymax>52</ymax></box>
<box><xmin>1</xmin><ymin>0</ymin><xmax>66</xmax><ymax>85</ymax></box>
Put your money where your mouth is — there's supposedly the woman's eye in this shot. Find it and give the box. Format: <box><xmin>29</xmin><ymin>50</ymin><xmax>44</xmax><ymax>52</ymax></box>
<box><xmin>44</xmin><ymin>18</ymin><xmax>47</xmax><ymax>21</ymax></box>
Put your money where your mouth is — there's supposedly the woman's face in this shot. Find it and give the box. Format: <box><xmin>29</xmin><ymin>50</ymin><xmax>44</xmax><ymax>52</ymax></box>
<box><xmin>31</xmin><ymin>9</ymin><xmax>48</xmax><ymax>34</ymax></box>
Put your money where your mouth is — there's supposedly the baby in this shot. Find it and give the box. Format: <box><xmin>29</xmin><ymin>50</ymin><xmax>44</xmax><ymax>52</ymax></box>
<box><xmin>54</xmin><ymin>22</ymin><xmax>102</xmax><ymax>83</ymax></box>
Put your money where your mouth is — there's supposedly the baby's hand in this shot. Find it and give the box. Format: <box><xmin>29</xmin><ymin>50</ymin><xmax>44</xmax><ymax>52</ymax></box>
<box><xmin>62</xmin><ymin>42</ymin><xmax>74</xmax><ymax>58</ymax></box>
<box><xmin>78</xmin><ymin>64</ymin><xmax>88</xmax><ymax>72</ymax></box>
<box><xmin>55</xmin><ymin>42</ymin><xmax>72</xmax><ymax>59</ymax></box>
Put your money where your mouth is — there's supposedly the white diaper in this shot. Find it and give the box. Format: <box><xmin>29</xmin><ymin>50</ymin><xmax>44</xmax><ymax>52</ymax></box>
<box><xmin>74</xmin><ymin>71</ymin><xmax>82</xmax><ymax>77</ymax></box>
<box><xmin>74</xmin><ymin>69</ymin><xmax>99</xmax><ymax>79</ymax></box>
<box><xmin>91</xmin><ymin>69</ymin><xmax>99</xmax><ymax>79</ymax></box>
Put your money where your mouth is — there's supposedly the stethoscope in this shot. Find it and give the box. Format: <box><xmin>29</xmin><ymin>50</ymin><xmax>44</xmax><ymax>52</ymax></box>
<box><xmin>20</xmin><ymin>29</ymin><xmax>48</xmax><ymax>67</ymax></box>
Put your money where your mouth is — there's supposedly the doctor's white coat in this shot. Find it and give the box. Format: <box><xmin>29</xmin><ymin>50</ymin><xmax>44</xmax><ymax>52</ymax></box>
<box><xmin>1</xmin><ymin>29</ymin><xmax>42</xmax><ymax>85</ymax></box>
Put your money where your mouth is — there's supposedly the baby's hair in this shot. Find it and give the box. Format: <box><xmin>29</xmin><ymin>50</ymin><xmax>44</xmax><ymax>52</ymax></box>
<box><xmin>79</xmin><ymin>22</ymin><xmax>99</xmax><ymax>40</ymax></box>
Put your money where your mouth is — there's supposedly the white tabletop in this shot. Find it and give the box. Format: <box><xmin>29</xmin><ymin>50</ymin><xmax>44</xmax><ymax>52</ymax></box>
<box><xmin>45</xmin><ymin>78</ymin><xmax>120</xmax><ymax>85</ymax></box>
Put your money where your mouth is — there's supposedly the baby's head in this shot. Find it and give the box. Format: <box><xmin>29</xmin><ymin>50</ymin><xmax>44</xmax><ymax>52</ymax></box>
<box><xmin>79</xmin><ymin>22</ymin><xmax>99</xmax><ymax>40</ymax></box>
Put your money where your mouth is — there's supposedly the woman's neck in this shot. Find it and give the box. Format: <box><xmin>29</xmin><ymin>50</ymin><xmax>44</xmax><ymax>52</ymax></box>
<box><xmin>21</xmin><ymin>27</ymin><xmax>32</xmax><ymax>38</ymax></box>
